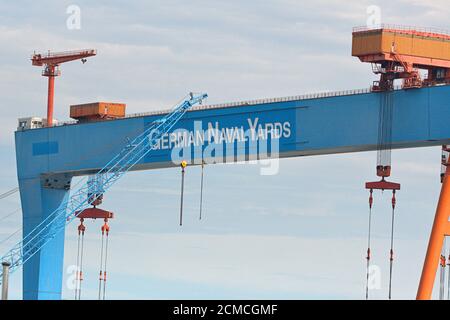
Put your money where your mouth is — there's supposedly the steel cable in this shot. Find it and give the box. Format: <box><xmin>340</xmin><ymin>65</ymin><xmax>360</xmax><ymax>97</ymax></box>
<box><xmin>0</xmin><ymin>228</ymin><xmax>21</xmax><ymax>247</ymax></box>
<box><xmin>365</xmin><ymin>190</ymin><xmax>373</xmax><ymax>300</ymax></box>
<box><xmin>199</xmin><ymin>161</ymin><xmax>205</xmax><ymax>220</ymax></box>
<box><xmin>0</xmin><ymin>187</ymin><xmax>19</xmax><ymax>201</ymax></box>
<box><xmin>388</xmin><ymin>193</ymin><xmax>396</xmax><ymax>300</ymax></box>
<box><xmin>102</xmin><ymin>234</ymin><xmax>109</xmax><ymax>300</ymax></box>
<box><xmin>0</xmin><ymin>208</ymin><xmax>21</xmax><ymax>223</ymax></box>
<box><xmin>98</xmin><ymin>232</ymin><xmax>105</xmax><ymax>300</ymax></box>
<box><xmin>78</xmin><ymin>231</ymin><xmax>85</xmax><ymax>300</ymax></box>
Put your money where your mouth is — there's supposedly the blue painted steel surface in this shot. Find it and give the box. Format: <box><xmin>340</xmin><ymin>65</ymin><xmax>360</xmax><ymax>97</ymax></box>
<box><xmin>19</xmin><ymin>177</ymin><xmax>68</xmax><ymax>300</ymax></box>
<box><xmin>11</xmin><ymin>85</ymin><xmax>450</xmax><ymax>299</ymax></box>
<box><xmin>32</xmin><ymin>141</ymin><xmax>58</xmax><ymax>156</ymax></box>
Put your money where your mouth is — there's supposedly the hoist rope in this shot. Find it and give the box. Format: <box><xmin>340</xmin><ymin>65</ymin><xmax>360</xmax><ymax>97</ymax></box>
<box><xmin>102</xmin><ymin>233</ymin><xmax>109</xmax><ymax>300</ymax></box>
<box><xmin>180</xmin><ymin>165</ymin><xmax>186</xmax><ymax>226</ymax></box>
<box><xmin>0</xmin><ymin>187</ymin><xmax>19</xmax><ymax>201</ymax></box>
<box><xmin>78</xmin><ymin>230</ymin><xmax>85</xmax><ymax>300</ymax></box>
<box><xmin>365</xmin><ymin>189</ymin><xmax>373</xmax><ymax>300</ymax></box>
<box><xmin>0</xmin><ymin>228</ymin><xmax>21</xmax><ymax>247</ymax></box>
<box><xmin>98</xmin><ymin>231</ymin><xmax>105</xmax><ymax>300</ymax></box>
<box><xmin>75</xmin><ymin>220</ymin><xmax>85</xmax><ymax>300</ymax></box>
<box><xmin>199</xmin><ymin>161</ymin><xmax>205</xmax><ymax>220</ymax></box>
<box><xmin>0</xmin><ymin>208</ymin><xmax>21</xmax><ymax>223</ymax></box>
<box><xmin>388</xmin><ymin>190</ymin><xmax>396</xmax><ymax>300</ymax></box>
<box><xmin>75</xmin><ymin>231</ymin><xmax>81</xmax><ymax>300</ymax></box>
<box><xmin>377</xmin><ymin>91</ymin><xmax>394</xmax><ymax>171</ymax></box>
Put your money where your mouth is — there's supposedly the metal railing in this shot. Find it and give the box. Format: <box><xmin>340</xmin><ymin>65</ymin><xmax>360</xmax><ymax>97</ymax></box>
<box><xmin>353</xmin><ymin>24</ymin><xmax>450</xmax><ymax>38</ymax></box>
<box><xmin>48</xmin><ymin>87</ymin><xmax>386</xmax><ymax>128</ymax></box>
<box><xmin>31</xmin><ymin>49</ymin><xmax>97</xmax><ymax>60</ymax></box>
<box><xmin>40</xmin><ymin>83</ymin><xmax>450</xmax><ymax>130</ymax></box>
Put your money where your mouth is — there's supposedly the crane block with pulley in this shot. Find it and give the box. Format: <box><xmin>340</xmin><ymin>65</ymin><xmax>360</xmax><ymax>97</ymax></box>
<box><xmin>71</xmin><ymin>174</ymin><xmax>114</xmax><ymax>300</ymax></box>
<box><xmin>31</xmin><ymin>49</ymin><xmax>97</xmax><ymax>127</ymax></box>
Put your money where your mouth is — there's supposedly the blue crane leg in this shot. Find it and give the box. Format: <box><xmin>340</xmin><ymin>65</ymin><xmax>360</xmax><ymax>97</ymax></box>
<box><xmin>19</xmin><ymin>177</ymin><xmax>70</xmax><ymax>300</ymax></box>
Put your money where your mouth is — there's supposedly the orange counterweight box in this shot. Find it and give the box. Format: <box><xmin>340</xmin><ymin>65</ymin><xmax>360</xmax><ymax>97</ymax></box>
<box><xmin>352</xmin><ymin>25</ymin><xmax>450</xmax><ymax>90</ymax></box>
<box><xmin>70</xmin><ymin>102</ymin><xmax>126</xmax><ymax>121</ymax></box>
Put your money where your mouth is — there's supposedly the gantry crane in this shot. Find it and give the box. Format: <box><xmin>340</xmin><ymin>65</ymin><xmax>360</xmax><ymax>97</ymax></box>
<box><xmin>31</xmin><ymin>49</ymin><xmax>97</xmax><ymax>127</ymax></box>
<box><xmin>0</xmin><ymin>92</ymin><xmax>207</xmax><ymax>283</ymax></box>
<box><xmin>352</xmin><ymin>25</ymin><xmax>450</xmax><ymax>91</ymax></box>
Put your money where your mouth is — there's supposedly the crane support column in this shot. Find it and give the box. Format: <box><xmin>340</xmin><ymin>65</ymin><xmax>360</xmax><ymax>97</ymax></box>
<box><xmin>18</xmin><ymin>177</ymin><xmax>71</xmax><ymax>300</ymax></box>
<box><xmin>31</xmin><ymin>49</ymin><xmax>97</xmax><ymax>128</ymax></box>
<box><xmin>417</xmin><ymin>159</ymin><xmax>450</xmax><ymax>299</ymax></box>
<box><xmin>46</xmin><ymin>69</ymin><xmax>55</xmax><ymax>127</ymax></box>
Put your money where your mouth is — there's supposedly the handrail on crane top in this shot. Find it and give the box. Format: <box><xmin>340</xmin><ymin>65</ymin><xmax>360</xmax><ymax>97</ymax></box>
<box><xmin>353</xmin><ymin>24</ymin><xmax>450</xmax><ymax>39</ymax></box>
<box><xmin>31</xmin><ymin>49</ymin><xmax>97</xmax><ymax>60</ymax></box>
<box><xmin>49</xmin><ymin>86</ymin><xmax>396</xmax><ymax>128</ymax></box>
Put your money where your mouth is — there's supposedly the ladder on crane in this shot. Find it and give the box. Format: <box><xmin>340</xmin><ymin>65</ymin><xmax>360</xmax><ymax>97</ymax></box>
<box><xmin>0</xmin><ymin>92</ymin><xmax>208</xmax><ymax>284</ymax></box>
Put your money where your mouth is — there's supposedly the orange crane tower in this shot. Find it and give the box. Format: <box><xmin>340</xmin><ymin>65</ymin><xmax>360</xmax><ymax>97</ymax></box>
<box><xmin>31</xmin><ymin>49</ymin><xmax>96</xmax><ymax>127</ymax></box>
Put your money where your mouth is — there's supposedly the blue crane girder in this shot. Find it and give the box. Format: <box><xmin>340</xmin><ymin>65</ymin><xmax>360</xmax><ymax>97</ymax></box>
<box><xmin>9</xmin><ymin>84</ymin><xmax>450</xmax><ymax>299</ymax></box>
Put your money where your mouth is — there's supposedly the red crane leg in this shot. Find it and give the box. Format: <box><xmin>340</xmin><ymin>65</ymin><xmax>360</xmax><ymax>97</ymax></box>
<box><xmin>417</xmin><ymin>161</ymin><xmax>450</xmax><ymax>299</ymax></box>
<box><xmin>47</xmin><ymin>72</ymin><xmax>55</xmax><ymax>127</ymax></box>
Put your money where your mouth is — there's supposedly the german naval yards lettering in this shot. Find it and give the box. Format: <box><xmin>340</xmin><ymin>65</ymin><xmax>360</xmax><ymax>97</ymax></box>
<box><xmin>155</xmin><ymin>117</ymin><xmax>292</xmax><ymax>150</ymax></box>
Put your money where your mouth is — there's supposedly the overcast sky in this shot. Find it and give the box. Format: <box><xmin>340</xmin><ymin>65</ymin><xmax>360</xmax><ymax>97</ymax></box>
<box><xmin>0</xmin><ymin>0</ymin><xmax>449</xmax><ymax>299</ymax></box>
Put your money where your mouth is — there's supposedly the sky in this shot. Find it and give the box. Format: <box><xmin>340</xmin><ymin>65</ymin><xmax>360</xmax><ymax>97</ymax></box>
<box><xmin>0</xmin><ymin>0</ymin><xmax>449</xmax><ymax>300</ymax></box>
